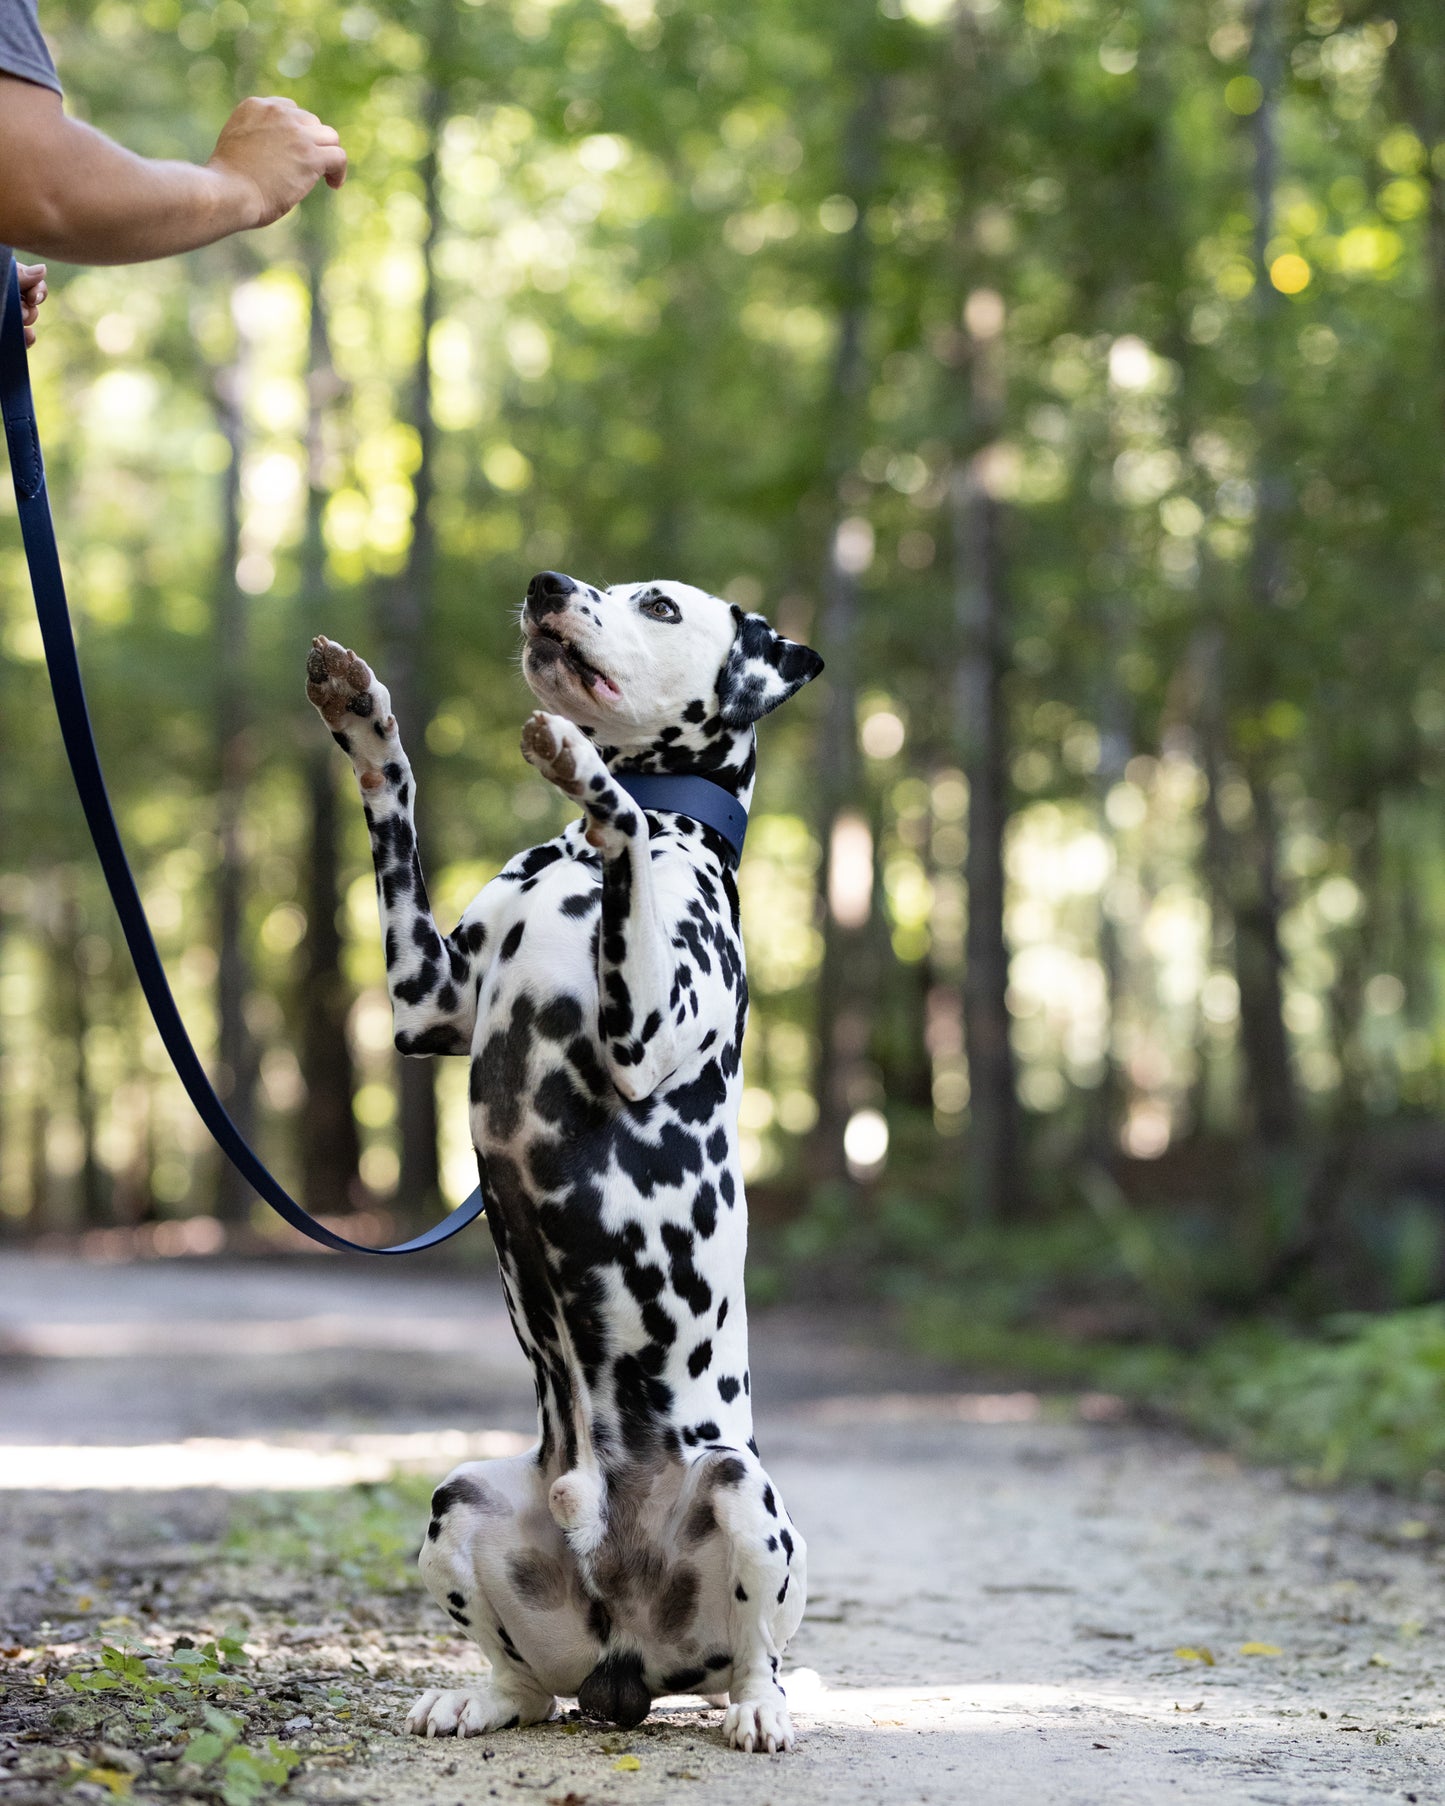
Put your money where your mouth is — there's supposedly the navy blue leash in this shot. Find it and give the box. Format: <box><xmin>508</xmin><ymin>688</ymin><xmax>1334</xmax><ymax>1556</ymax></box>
<box><xmin>0</xmin><ymin>258</ymin><xmax>485</xmax><ymax>1254</ymax></box>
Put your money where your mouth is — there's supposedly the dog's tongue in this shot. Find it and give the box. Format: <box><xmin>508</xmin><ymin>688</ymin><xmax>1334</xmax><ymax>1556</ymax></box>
<box><xmin>589</xmin><ymin>671</ymin><xmax>622</xmax><ymax>702</ymax></box>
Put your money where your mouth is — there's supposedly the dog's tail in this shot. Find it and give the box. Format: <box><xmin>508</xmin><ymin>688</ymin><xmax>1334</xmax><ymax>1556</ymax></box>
<box><xmin>548</xmin><ymin>1466</ymin><xmax>607</xmax><ymax>1559</ymax></box>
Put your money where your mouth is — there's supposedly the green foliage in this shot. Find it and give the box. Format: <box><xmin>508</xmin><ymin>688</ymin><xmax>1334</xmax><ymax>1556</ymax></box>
<box><xmin>64</xmin><ymin>1631</ymin><xmax>252</xmax><ymax>1726</ymax></box>
<box><xmin>59</xmin><ymin>1631</ymin><xmax>301</xmax><ymax>1803</ymax></box>
<box><xmin>5</xmin><ymin>0</ymin><xmax>1445</xmax><ymax>1286</ymax></box>
<box><xmin>225</xmin><ymin>1476</ymin><xmax>433</xmax><ymax>1593</ymax></box>
<box><xmin>185</xmin><ymin>1706</ymin><xmax>302</xmax><ymax>1806</ymax></box>
<box><xmin>1179</xmin><ymin>1309</ymin><xmax>1445</xmax><ymax>1490</ymax></box>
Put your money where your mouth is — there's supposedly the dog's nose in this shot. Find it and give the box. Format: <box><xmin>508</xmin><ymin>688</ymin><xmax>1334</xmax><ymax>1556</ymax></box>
<box><xmin>525</xmin><ymin>571</ymin><xmax>576</xmax><ymax>619</ymax></box>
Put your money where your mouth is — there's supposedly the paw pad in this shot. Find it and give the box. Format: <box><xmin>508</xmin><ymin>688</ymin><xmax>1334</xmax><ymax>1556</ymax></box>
<box><xmin>306</xmin><ymin>635</ymin><xmax>389</xmax><ymax>733</ymax></box>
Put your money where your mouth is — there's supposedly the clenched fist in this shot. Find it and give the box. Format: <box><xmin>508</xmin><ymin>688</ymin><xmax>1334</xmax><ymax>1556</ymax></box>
<box><xmin>207</xmin><ymin>96</ymin><xmax>347</xmax><ymax>231</ymax></box>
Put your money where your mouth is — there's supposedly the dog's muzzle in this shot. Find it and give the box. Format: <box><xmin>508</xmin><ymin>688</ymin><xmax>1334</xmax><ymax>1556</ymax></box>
<box><xmin>525</xmin><ymin>570</ymin><xmax>577</xmax><ymax>622</ymax></box>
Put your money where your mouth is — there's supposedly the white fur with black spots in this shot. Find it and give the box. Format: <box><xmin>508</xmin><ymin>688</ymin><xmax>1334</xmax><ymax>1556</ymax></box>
<box><xmin>306</xmin><ymin>572</ymin><xmax>821</xmax><ymax>1752</ymax></box>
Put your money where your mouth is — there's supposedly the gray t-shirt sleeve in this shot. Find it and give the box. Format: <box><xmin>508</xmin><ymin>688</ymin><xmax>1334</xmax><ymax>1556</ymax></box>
<box><xmin>0</xmin><ymin>0</ymin><xmax>60</xmax><ymax>92</ymax></box>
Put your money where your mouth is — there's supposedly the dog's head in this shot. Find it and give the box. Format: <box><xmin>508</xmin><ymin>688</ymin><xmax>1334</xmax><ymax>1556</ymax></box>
<box><xmin>520</xmin><ymin>571</ymin><xmax>823</xmax><ymax>792</ymax></box>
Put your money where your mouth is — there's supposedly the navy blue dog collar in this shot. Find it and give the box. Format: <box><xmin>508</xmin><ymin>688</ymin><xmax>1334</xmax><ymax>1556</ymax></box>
<box><xmin>613</xmin><ymin>773</ymin><xmax>748</xmax><ymax>867</ymax></box>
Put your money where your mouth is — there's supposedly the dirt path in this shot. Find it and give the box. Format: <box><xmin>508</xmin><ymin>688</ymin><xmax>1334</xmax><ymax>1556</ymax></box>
<box><xmin>1</xmin><ymin>1252</ymin><xmax>1442</xmax><ymax>1805</ymax></box>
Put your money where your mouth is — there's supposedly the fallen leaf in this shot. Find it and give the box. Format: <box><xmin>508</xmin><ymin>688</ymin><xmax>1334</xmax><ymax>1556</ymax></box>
<box><xmin>1239</xmin><ymin>1642</ymin><xmax>1282</xmax><ymax>1657</ymax></box>
<box><xmin>1174</xmin><ymin>1702</ymin><xmax>1204</xmax><ymax>1713</ymax></box>
<box><xmin>1396</xmin><ymin>1520</ymin><xmax>1429</xmax><ymax>1541</ymax></box>
<box><xmin>80</xmin><ymin>1768</ymin><xmax>132</xmax><ymax>1796</ymax></box>
<box><xmin>1368</xmin><ymin>1652</ymin><xmax>1393</xmax><ymax>1668</ymax></box>
<box><xmin>613</xmin><ymin>1754</ymin><xmax>641</xmax><ymax>1772</ymax></box>
<box><xmin>1174</xmin><ymin>1647</ymin><xmax>1215</xmax><ymax>1665</ymax></box>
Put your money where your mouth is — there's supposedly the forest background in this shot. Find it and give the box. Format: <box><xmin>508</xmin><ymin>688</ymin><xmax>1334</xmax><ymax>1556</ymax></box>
<box><xmin>5</xmin><ymin>0</ymin><xmax>1445</xmax><ymax>1488</ymax></box>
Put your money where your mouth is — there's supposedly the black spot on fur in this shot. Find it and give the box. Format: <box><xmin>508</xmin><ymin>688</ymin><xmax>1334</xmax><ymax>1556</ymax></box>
<box><xmin>474</xmin><ymin>994</ymin><xmax>536</xmax><ymax>1138</ymax></box>
<box><xmin>426</xmin><ymin>1474</ymin><xmax>508</xmax><ymax>1538</ymax></box>
<box><xmin>499</xmin><ymin>920</ymin><xmax>525</xmax><ymax>961</ymax></box>
<box><xmin>661</xmin><ymin>1222</ymin><xmax>713</xmax><ymax>1315</ymax></box>
<box><xmin>507</xmin><ymin>1550</ymin><xmax>568</xmax><ymax>1609</ymax></box>
<box><xmin>684</xmin><ymin>1498</ymin><xmax>718</xmax><ymax>1544</ymax></box>
<box><xmin>687</xmin><ymin>1339</ymin><xmax>713</xmax><ymax>1378</ymax></box>
<box><xmin>653</xmin><ymin>1566</ymin><xmax>700</xmax><ymax>1639</ymax></box>
<box><xmin>692</xmin><ymin>1181</ymin><xmax>718</xmax><ymax>1238</ymax></box>
<box><xmin>661</xmin><ymin>1665</ymin><xmax>707</xmax><ymax>1694</ymax></box>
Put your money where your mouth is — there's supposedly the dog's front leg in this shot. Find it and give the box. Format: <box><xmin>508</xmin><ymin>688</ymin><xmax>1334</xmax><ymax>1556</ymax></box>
<box><xmin>520</xmin><ymin>710</ymin><xmax>682</xmax><ymax>1100</ymax></box>
<box><xmin>307</xmin><ymin>637</ymin><xmax>484</xmax><ymax>1056</ymax></box>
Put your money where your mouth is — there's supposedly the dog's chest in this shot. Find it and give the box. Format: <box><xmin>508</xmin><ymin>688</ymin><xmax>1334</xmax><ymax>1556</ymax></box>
<box><xmin>465</xmin><ymin>828</ymin><xmax>755</xmax><ymax>1451</ymax></box>
<box><xmin>468</xmin><ymin>829</ymin><xmax>746</xmax><ymax>1152</ymax></box>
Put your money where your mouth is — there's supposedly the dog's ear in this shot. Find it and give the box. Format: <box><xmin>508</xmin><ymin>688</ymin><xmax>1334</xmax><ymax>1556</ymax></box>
<box><xmin>717</xmin><ymin>608</ymin><xmax>825</xmax><ymax>727</ymax></box>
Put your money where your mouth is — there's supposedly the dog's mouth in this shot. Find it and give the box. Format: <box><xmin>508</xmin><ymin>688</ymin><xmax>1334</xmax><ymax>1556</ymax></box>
<box><xmin>526</xmin><ymin>621</ymin><xmax>623</xmax><ymax>704</ymax></box>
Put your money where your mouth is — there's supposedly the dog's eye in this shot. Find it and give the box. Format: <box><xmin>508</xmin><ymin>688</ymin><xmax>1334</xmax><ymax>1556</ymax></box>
<box><xmin>640</xmin><ymin>596</ymin><xmax>682</xmax><ymax>624</ymax></box>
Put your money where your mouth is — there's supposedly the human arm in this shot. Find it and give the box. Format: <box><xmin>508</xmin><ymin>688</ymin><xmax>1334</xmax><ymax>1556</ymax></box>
<box><xmin>0</xmin><ymin>78</ymin><xmax>345</xmax><ymax>264</ymax></box>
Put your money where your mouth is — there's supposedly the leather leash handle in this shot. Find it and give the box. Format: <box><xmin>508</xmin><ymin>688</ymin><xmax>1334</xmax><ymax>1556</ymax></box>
<box><xmin>0</xmin><ymin>258</ymin><xmax>485</xmax><ymax>1254</ymax></box>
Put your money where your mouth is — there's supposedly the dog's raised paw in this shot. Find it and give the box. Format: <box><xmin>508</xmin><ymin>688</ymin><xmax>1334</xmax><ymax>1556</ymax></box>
<box><xmin>405</xmin><ymin>1687</ymin><xmax>540</xmax><ymax>1738</ymax></box>
<box><xmin>520</xmin><ymin>709</ymin><xmax>585</xmax><ymax>789</ymax></box>
<box><xmin>306</xmin><ymin>635</ymin><xmax>395</xmax><ymax>742</ymax></box>
<box><xmin>724</xmin><ymin>1697</ymin><xmax>795</xmax><ymax>1755</ymax></box>
<box><xmin>520</xmin><ymin>704</ymin><xmax>603</xmax><ymax>798</ymax></box>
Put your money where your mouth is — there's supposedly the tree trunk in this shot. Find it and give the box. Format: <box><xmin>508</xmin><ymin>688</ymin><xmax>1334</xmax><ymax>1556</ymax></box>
<box><xmin>952</xmin><ymin>448</ymin><xmax>1022</xmax><ymax>1220</ymax></box>
<box><xmin>1231</xmin><ymin>0</ymin><xmax>1297</xmax><ymax>1146</ymax></box>
<box><xmin>210</xmin><ymin>343</ymin><xmax>260</xmax><ymax>1225</ymax></box>
<box><xmin>55</xmin><ymin>882</ymin><xmax>108</xmax><ymax>1229</ymax></box>
<box><xmin>940</xmin><ymin>10</ymin><xmax>1021</xmax><ymax>1218</ymax></box>
<box><xmin>381</xmin><ymin>75</ymin><xmax>448</xmax><ymax>1219</ymax></box>
<box><xmin>1089</xmin><ymin>595</ymin><xmax>1131</xmax><ymax>1159</ymax></box>
<box><xmin>297</xmin><ymin>227</ymin><xmax>363</xmax><ymax>1219</ymax></box>
<box><xmin>1389</xmin><ymin>3</ymin><xmax>1445</xmax><ymax>428</ymax></box>
<box><xmin>807</xmin><ymin>71</ymin><xmax>884</xmax><ymax>1186</ymax></box>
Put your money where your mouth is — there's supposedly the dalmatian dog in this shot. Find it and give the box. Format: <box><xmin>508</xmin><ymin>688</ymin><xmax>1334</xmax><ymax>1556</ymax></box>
<box><xmin>305</xmin><ymin>571</ymin><xmax>822</xmax><ymax>1754</ymax></box>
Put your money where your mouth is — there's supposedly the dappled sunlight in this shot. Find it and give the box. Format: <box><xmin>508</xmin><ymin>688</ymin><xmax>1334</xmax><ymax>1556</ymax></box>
<box><xmin>0</xmin><ymin>1430</ymin><xmax>531</xmax><ymax>1492</ymax></box>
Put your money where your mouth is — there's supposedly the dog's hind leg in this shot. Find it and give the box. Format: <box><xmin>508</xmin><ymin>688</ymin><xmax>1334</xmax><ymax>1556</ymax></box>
<box><xmin>409</xmin><ymin>1455</ymin><xmax>605</xmax><ymax>1737</ymax></box>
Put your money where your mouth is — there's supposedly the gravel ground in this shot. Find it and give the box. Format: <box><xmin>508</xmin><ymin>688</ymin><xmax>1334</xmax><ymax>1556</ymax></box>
<box><xmin>1</xmin><ymin>1251</ymin><xmax>1443</xmax><ymax>1805</ymax></box>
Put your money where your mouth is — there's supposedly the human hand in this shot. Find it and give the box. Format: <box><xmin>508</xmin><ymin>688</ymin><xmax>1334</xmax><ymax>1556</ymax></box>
<box><xmin>206</xmin><ymin>96</ymin><xmax>347</xmax><ymax>232</ymax></box>
<box><xmin>17</xmin><ymin>262</ymin><xmax>46</xmax><ymax>347</ymax></box>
